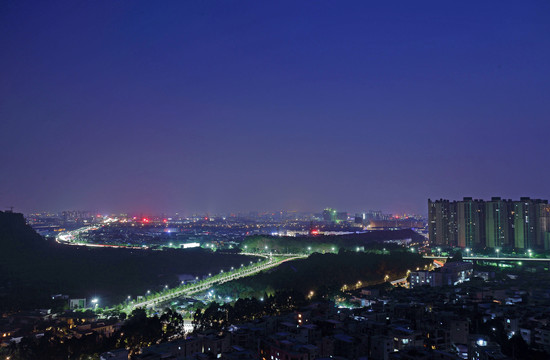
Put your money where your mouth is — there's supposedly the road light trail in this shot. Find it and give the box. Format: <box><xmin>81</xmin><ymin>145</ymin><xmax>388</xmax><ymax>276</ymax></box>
<box><xmin>423</xmin><ymin>255</ymin><xmax>550</xmax><ymax>262</ymax></box>
<box><xmin>125</xmin><ymin>254</ymin><xmax>306</xmax><ymax>311</ymax></box>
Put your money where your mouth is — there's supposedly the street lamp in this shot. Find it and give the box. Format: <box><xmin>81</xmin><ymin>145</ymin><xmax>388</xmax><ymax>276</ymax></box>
<box><xmin>496</xmin><ymin>249</ymin><xmax>500</xmax><ymax>258</ymax></box>
<box><xmin>465</xmin><ymin>248</ymin><xmax>470</xmax><ymax>257</ymax></box>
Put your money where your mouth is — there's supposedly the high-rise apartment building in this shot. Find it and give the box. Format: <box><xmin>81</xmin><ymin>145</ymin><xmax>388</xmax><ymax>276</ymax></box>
<box><xmin>457</xmin><ymin>197</ymin><xmax>485</xmax><ymax>248</ymax></box>
<box><xmin>485</xmin><ymin>197</ymin><xmax>513</xmax><ymax>248</ymax></box>
<box><xmin>428</xmin><ymin>199</ymin><xmax>458</xmax><ymax>246</ymax></box>
<box><xmin>536</xmin><ymin>203</ymin><xmax>550</xmax><ymax>249</ymax></box>
<box><xmin>428</xmin><ymin>197</ymin><xmax>550</xmax><ymax>250</ymax></box>
<box><xmin>513</xmin><ymin>197</ymin><xmax>537</xmax><ymax>249</ymax></box>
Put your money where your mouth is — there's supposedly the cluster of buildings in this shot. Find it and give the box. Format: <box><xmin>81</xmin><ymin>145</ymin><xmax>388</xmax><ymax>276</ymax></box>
<box><xmin>103</xmin><ymin>301</ymin><xmax>464</xmax><ymax>360</ymax></box>
<box><xmin>6</xmin><ymin>267</ymin><xmax>550</xmax><ymax>360</ymax></box>
<box><xmin>321</xmin><ymin>208</ymin><xmax>425</xmax><ymax>232</ymax></box>
<box><xmin>428</xmin><ymin>197</ymin><xmax>550</xmax><ymax>249</ymax></box>
<box><xmin>0</xmin><ymin>310</ymin><xmax>121</xmax><ymax>348</ymax></box>
<box><xmin>410</xmin><ymin>261</ymin><xmax>473</xmax><ymax>288</ymax></box>
<box><xmin>99</xmin><ymin>265</ymin><xmax>550</xmax><ymax>360</ymax></box>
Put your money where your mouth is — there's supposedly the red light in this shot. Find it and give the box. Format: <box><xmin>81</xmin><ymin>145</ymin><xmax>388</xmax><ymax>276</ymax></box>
<box><xmin>163</xmin><ymin>219</ymin><xmax>167</xmax><ymax>223</ymax></box>
<box><xmin>311</xmin><ymin>229</ymin><xmax>319</xmax><ymax>235</ymax></box>
<box><xmin>142</xmin><ymin>218</ymin><xmax>149</xmax><ymax>223</ymax></box>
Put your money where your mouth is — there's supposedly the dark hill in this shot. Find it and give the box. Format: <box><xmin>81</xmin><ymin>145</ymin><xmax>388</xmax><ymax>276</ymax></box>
<box><xmin>0</xmin><ymin>212</ymin><xmax>255</xmax><ymax>312</ymax></box>
<box><xmin>0</xmin><ymin>211</ymin><xmax>47</xmax><ymax>249</ymax></box>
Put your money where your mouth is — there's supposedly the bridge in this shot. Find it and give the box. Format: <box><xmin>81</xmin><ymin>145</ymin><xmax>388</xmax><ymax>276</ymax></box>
<box><xmin>423</xmin><ymin>255</ymin><xmax>550</xmax><ymax>263</ymax></box>
<box><xmin>125</xmin><ymin>255</ymin><xmax>306</xmax><ymax>311</ymax></box>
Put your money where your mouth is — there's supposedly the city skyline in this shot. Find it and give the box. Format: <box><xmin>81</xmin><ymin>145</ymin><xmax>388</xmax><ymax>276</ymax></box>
<box><xmin>3</xmin><ymin>3</ymin><xmax>550</xmax><ymax>359</ymax></box>
<box><xmin>2</xmin><ymin>1</ymin><xmax>550</xmax><ymax>215</ymax></box>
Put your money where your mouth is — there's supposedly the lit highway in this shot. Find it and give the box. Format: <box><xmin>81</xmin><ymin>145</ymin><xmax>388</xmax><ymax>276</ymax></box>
<box><xmin>125</xmin><ymin>254</ymin><xmax>306</xmax><ymax>311</ymax></box>
<box><xmin>423</xmin><ymin>255</ymin><xmax>550</xmax><ymax>262</ymax></box>
<box><xmin>56</xmin><ymin>226</ymin><xmax>148</xmax><ymax>249</ymax></box>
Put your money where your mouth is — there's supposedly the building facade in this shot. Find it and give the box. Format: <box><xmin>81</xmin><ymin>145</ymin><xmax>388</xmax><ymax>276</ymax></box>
<box><xmin>428</xmin><ymin>197</ymin><xmax>550</xmax><ymax>249</ymax></box>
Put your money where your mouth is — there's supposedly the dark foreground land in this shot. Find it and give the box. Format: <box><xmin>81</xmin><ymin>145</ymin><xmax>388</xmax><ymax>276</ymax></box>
<box><xmin>216</xmin><ymin>250</ymin><xmax>429</xmax><ymax>299</ymax></box>
<box><xmin>0</xmin><ymin>212</ymin><xmax>256</xmax><ymax>311</ymax></box>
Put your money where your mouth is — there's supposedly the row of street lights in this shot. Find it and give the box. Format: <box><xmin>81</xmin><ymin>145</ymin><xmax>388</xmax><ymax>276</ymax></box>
<box><xmin>431</xmin><ymin>247</ymin><xmax>537</xmax><ymax>258</ymax></box>
<box><xmin>127</xmin><ymin>258</ymin><xmax>271</xmax><ymax>305</ymax></box>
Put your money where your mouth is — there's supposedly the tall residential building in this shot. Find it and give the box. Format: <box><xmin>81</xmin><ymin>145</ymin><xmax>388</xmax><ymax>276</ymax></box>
<box><xmin>457</xmin><ymin>197</ymin><xmax>485</xmax><ymax>248</ymax></box>
<box><xmin>535</xmin><ymin>202</ymin><xmax>550</xmax><ymax>249</ymax></box>
<box><xmin>428</xmin><ymin>199</ymin><xmax>457</xmax><ymax>247</ymax></box>
<box><xmin>512</xmin><ymin>197</ymin><xmax>538</xmax><ymax>249</ymax></box>
<box><xmin>428</xmin><ymin>197</ymin><xmax>550</xmax><ymax>250</ymax></box>
<box><xmin>485</xmin><ymin>197</ymin><xmax>513</xmax><ymax>248</ymax></box>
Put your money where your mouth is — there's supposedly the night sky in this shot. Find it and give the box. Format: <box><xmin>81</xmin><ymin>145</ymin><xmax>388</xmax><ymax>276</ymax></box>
<box><xmin>1</xmin><ymin>1</ymin><xmax>549</xmax><ymax>215</ymax></box>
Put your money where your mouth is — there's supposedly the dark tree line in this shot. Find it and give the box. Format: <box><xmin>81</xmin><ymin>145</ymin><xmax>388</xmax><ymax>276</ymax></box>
<box><xmin>0</xmin><ymin>308</ymin><xmax>187</xmax><ymax>360</ymax></box>
<box><xmin>216</xmin><ymin>250</ymin><xmax>430</xmax><ymax>299</ymax></box>
<box><xmin>193</xmin><ymin>290</ymin><xmax>306</xmax><ymax>333</ymax></box>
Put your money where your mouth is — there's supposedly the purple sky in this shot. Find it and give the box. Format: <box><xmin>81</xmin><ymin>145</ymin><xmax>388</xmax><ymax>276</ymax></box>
<box><xmin>1</xmin><ymin>1</ymin><xmax>549</xmax><ymax>215</ymax></box>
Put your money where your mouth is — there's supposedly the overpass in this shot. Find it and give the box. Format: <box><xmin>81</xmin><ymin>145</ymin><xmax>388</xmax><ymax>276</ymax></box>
<box><xmin>424</xmin><ymin>255</ymin><xmax>550</xmax><ymax>263</ymax></box>
<box><xmin>125</xmin><ymin>255</ymin><xmax>306</xmax><ymax>311</ymax></box>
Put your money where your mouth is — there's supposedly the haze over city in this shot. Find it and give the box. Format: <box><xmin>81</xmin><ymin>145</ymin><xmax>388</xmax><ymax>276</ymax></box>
<box><xmin>2</xmin><ymin>1</ymin><xmax>550</xmax><ymax>215</ymax></box>
<box><xmin>5</xmin><ymin>2</ymin><xmax>550</xmax><ymax>360</ymax></box>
